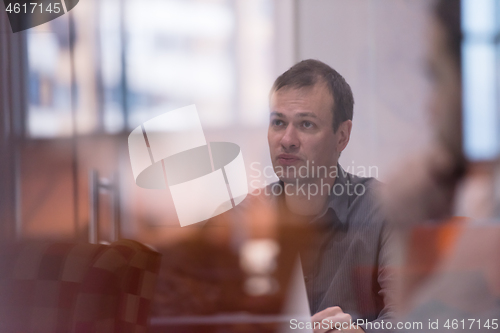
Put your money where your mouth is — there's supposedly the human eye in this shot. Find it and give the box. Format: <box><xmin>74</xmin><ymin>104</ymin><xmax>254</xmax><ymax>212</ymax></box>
<box><xmin>302</xmin><ymin>120</ymin><xmax>315</xmax><ymax>129</ymax></box>
<box><xmin>271</xmin><ymin>119</ymin><xmax>285</xmax><ymax>127</ymax></box>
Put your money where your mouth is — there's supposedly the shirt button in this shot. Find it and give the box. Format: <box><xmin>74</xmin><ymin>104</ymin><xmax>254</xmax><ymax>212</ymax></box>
<box><xmin>304</xmin><ymin>275</ymin><xmax>310</xmax><ymax>283</ymax></box>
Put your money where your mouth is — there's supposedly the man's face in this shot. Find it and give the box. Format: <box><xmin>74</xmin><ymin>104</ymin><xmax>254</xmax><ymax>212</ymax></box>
<box><xmin>268</xmin><ymin>83</ymin><xmax>348</xmax><ymax>184</ymax></box>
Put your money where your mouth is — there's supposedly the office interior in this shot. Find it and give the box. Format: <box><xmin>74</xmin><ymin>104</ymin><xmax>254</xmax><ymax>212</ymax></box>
<box><xmin>1</xmin><ymin>0</ymin><xmax>500</xmax><ymax>332</ymax></box>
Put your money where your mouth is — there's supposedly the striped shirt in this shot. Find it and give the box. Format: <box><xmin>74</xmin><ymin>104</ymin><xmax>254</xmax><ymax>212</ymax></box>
<box><xmin>267</xmin><ymin>164</ymin><xmax>395</xmax><ymax>332</ymax></box>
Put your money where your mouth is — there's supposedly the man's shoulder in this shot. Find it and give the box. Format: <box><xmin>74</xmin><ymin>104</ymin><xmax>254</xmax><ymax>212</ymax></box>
<box><xmin>339</xmin><ymin>169</ymin><xmax>385</xmax><ymax>225</ymax></box>
<box><xmin>342</xmin><ymin>167</ymin><xmax>381</xmax><ymax>187</ymax></box>
<box><xmin>341</xmin><ymin>168</ymin><xmax>382</xmax><ymax>200</ymax></box>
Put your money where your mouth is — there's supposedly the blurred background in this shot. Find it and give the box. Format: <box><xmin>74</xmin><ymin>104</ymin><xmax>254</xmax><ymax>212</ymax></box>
<box><xmin>1</xmin><ymin>0</ymin><xmax>499</xmax><ymax>246</ymax></box>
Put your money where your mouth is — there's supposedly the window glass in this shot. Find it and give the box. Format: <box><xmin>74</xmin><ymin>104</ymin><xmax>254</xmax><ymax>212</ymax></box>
<box><xmin>26</xmin><ymin>0</ymin><xmax>275</xmax><ymax>138</ymax></box>
<box><xmin>462</xmin><ymin>0</ymin><xmax>500</xmax><ymax>161</ymax></box>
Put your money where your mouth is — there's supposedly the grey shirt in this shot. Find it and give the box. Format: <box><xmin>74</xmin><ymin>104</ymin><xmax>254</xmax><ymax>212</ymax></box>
<box><xmin>267</xmin><ymin>164</ymin><xmax>395</xmax><ymax>332</ymax></box>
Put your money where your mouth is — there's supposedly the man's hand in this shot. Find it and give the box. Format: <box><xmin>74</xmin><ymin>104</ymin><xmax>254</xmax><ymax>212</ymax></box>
<box><xmin>311</xmin><ymin>306</ymin><xmax>365</xmax><ymax>333</ymax></box>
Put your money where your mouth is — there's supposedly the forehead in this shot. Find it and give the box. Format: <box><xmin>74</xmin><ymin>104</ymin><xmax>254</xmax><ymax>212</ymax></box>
<box><xmin>270</xmin><ymin>83</ymin><xmax>334</xmax><ymax>115</ymax></box>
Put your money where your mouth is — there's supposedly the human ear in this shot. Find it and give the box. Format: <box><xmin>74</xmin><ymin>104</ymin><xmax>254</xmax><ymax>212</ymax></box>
<box><xmin>336</xmin><ymin>120</ymin><xmax>352</xmax><ymax>153</ymax></box>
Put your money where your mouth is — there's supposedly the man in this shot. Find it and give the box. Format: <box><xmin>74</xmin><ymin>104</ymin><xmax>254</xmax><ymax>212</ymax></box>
<box><xmin>266</xmin><ymin>59</ymin><xmax>394</xmax><ymax>333</ymax></box>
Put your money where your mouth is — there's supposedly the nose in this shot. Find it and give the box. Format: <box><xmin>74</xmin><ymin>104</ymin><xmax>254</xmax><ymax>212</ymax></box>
<box><xmin>280</xmin><ymin>125</ymin><xmax>300</xmax><ymax>152</ymax></box>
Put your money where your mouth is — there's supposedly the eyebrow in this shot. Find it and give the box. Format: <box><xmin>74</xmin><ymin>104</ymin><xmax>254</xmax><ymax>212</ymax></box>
<box><xmin>270</xmin><ymin>111</ymin><xmax>285</xmax><ymax>118</ymax></box>
<box><xmin>270</xmin><ymin>111</ymin><xmax>318</xmax><ymax>118</ymax></box>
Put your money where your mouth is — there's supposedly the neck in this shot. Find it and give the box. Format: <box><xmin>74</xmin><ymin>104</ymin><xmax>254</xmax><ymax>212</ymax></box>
<box><xmin>283</xmin><ymin>176</ymin><xmax>336</xmax><ymax>216</ymax></box>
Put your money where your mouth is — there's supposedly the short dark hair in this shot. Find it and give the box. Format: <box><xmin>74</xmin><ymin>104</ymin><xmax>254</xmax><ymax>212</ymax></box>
<box><xmin>271</xmin><ymin>59</ymin><xmax>354</xmax><ymax>132</ymax></box>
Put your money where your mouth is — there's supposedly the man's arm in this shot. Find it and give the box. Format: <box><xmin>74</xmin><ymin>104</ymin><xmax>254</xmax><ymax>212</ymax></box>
<box><xmin>357</xmin><ymin>220</ymin><xmax>397</xmax><ymax>333</ymax></box>
<box><xmin>311</xmin><ymin>223</ymin><xmax>396</xmax><ymax>333</ymax></box>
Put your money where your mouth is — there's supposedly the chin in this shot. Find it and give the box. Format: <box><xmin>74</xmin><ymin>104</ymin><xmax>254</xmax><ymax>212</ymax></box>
<box><xmin>279</xmin><ymin>175</ymin><xmax>307</xmax><ymax>185</ymax></box>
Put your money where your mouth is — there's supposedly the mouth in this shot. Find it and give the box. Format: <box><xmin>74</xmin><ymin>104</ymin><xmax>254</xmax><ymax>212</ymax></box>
<box><xmin>276</xmin><ymin>154</ymin><xmax>302</xmax><ymax>165</ymax></box>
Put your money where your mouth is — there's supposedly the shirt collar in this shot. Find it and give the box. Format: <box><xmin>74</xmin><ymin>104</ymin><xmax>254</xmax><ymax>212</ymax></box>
<box><xmin>274</xmin><ymin>164</ymin><xmax>350</xmax><ymax>225</ymax></box>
